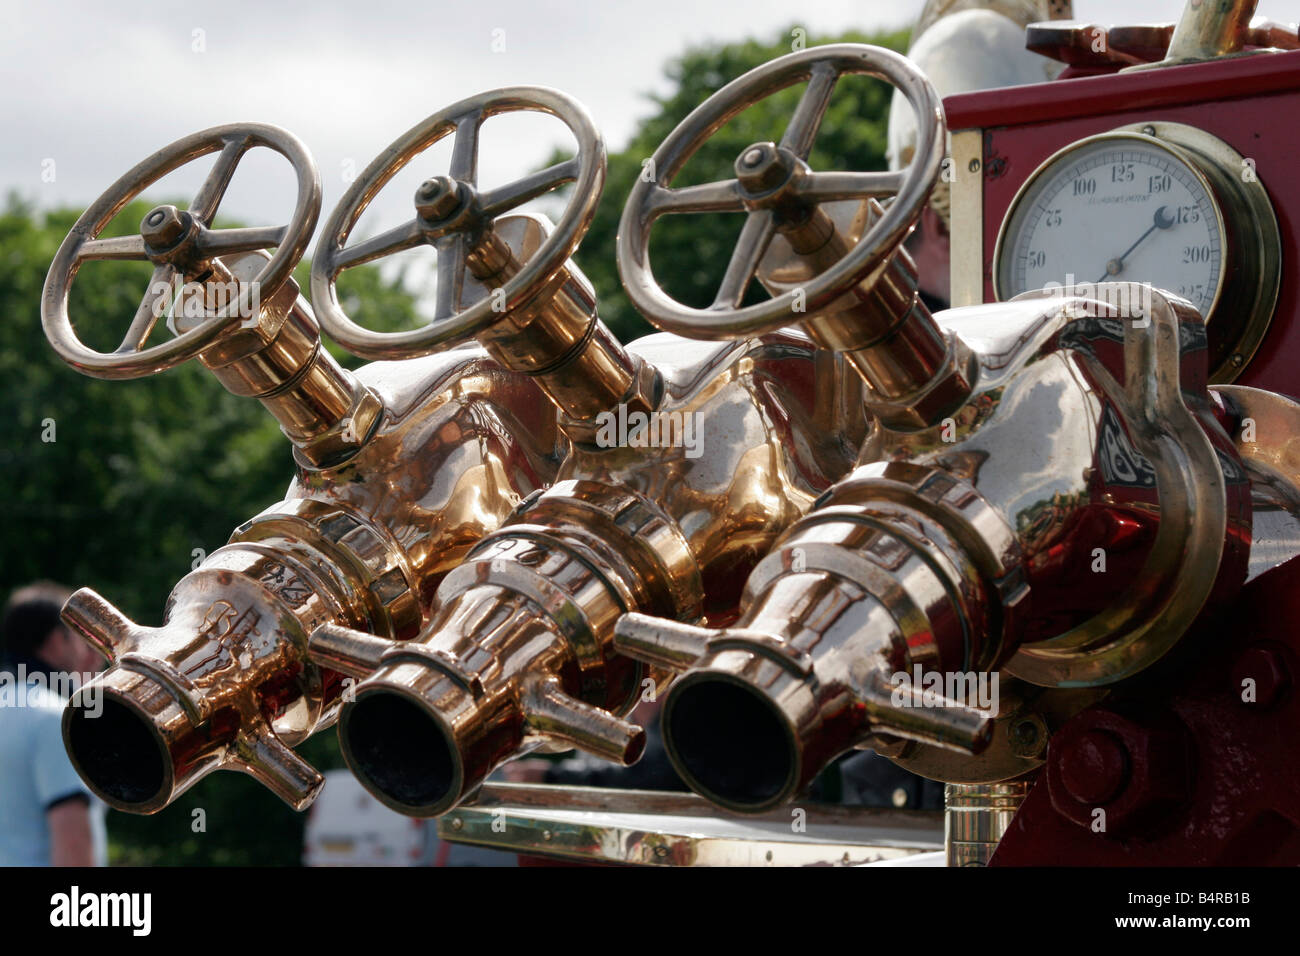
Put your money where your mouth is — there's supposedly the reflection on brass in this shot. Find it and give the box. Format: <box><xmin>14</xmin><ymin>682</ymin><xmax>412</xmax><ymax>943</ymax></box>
<box><xmin>945</xmin><ymin>780</ymin><xmax>1030</xmax><ymax>866</ymax></box>
<box><xmin>879</xmin><ymin>679</ymin><xmax>1107</xmax><ymax>784</ymax></box>
<box><xmin>308</xmin><ymin>331</ymin><xmax>869</xmax><ymax>817</ymax></box>
<box><xmin>1216</xmin><ymin>387</ymin><xmax>1300</xmax><ymax>491</ymax></box>
<box><xmin>192</xmin><ymin>251</ymin><xmax>384</xmax><ymax>469</ymax></box>
<box><xmin>1214</xmin><ymin>386</ymin><xmax>1300</xmax><ymax>582</ymax></box>
<box><xmin>439</xmin><ymin>783</ymin><xmax>944</xmax><ymax>866</ymax></box>
<box><xmin>59</xmin><ymin>344</ymin><xmax>564</xmax><ymax>812</ymax></box>
<box><xmin>39</xmin><ymin>42</ymin><xmax>1300</xmax><ymax>869</ymax></box>
<box><xmin>1162</xmin><ymin>0</ymin><xmax>1258</xmax><ymax>65</ymax></box>
<box><xmin>617</xmin><ymin>286</ymin><xmax>1251</xmax><ymax>813</ymax></box>
<box><xmin>1024</xmin><ymin>2</ymin><xmax>1298</xmax><ymax>71</ymax></box>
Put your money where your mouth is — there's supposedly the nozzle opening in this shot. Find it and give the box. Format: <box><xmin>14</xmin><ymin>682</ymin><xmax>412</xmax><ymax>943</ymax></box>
<box><xmin>664</xmin><ymin>675</ymin><xmax>798</xmax><ymax>813</ymax></box>
<box><xmin>65</xmin><ymin>697</ymin><xmax>167</xmax><ymax>807</ymax></box>
<box><xmin>342</xmin><ymin>691</ymin><xmax>461</xmax><ymax>816</ymax></box>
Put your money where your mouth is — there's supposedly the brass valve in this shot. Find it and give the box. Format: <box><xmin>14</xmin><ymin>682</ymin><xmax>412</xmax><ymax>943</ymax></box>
<box><xmin>55</xmin><ymin>342</ymin><xmax>564</xmax><ymax>813</ymax></box>
<box><xmin>616</xmin><ymin>286</ymin><xmax>1252</xmax><ymax>812</ymax></box>
<box><xmin>311</xmin><ymin>87</ymin><xmax>660</xmax><ymax>443</ymax></box>
<box><xmin>307</xmin><ymin>331</ymin><xmax>870</xmax><ymax>816</ymax></box>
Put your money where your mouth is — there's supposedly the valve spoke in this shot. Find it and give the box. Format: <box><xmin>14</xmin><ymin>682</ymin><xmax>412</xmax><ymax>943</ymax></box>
<box><xmin>645</xmin><ymin>180</ymin><xmax>745</xmax><ymax>217</ymax></box>
<box><xmin>333</xmin><ymin>219</ymin><xmax>425</xmax><ymax>272</ymax></box>
<box><xmin>197</xmin><ymin>224</ymin><xmax>287</xmax><ymax>257</ymax></box>
<box><xmin>449</xmin><ymin>109</ymin><xmax>483</xmax><ymax>186</ymax></box>
<box><xmin>794</xmin><ymin>169</ymin><xmax>905</xmax><ymax>202</ymax></box>
<box><xmin>117</xmin><ymin>263</ymin><xmax>176</xmax><ymax>353</ymax></box>
<box><xmin>77</xmin><ymin>235</ymin><xmax>149</xmax><ymax>262</ymax></box>
<box><xmin>780</xmin><ymin>64</ymin><xmax>838</xmax><ymax>160</ymax></box>
<box><xmin>479</xmin><ymin>157</ymin><xmax>581</xmax><ymax>218</ymax></box>
<box><xmin>433</xmin><ymin>233</ymin><xmax>467</xmax><ymax>320</ymax></box>
<box><xmin>712</xmin><ymin>210</ymin><xmax>775</xmax><ymax>309</ymax></box>
<box><xmin>190</xmin><ymin>136</ymin><xmax>249</xmax><ymax>225</ymax></box>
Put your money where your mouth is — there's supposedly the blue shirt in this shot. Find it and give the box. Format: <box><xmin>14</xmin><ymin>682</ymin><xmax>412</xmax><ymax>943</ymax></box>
<box><xmin>0</xmin><ymin>667</ymin><xmax>107</xmax><ymax>866</ymax></box>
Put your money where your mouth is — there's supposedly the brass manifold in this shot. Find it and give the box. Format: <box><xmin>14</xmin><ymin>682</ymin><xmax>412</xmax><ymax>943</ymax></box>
<box><xmin>55</xmin><ymin>237</ymin><xmax>1265</xmax><ymax>822</ymax></box>
<box><xmin>303</xmin><ymin>319</ymin><xmax>871</xmax><ymax>815</ymax></box>
<box><xmin>309</xmin><ymin>481</ymin><xmax>699</xmax><ymax>816</ymax></box>
<box><xmin>52</xmin><ymin>200</ymin><xmax>873</xmax><ymax>814</ymax></box>
<box><xmin>615</xmin><ymin>287</ymin><xmax>1257</xmax><ymax>813</ymax></box>
<box><xmin>43</xmin><ymin>61</ymin><xmax>1291</xmax><ymax>832</ymax></box>
<box><xmin>57</xmin><ymin>353</ymin><xmax>565</xmax><ymax>812</ymax></box>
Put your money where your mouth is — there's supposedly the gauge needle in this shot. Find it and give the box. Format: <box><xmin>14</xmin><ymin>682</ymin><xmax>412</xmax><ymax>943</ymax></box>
<box><xmin>1094</xmin><ymin>205</ymin><xmax>1175</xmax><ymax>284</ymax></box>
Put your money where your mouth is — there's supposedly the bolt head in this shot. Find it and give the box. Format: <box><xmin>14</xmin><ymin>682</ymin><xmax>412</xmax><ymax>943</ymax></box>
<box><xmin>1047</xmin><ymin>709</ymin><xmax>1192</xmax><ymax>836</ymax></box>
<box><xmin>1058</xmin><ymin>729</ymin><xmax>1128</xmax><ymax>804</ymax></box>
<box><xmin>1231</xmin><ymin>645</ymin><xmax>1290</xmax><ymax>710</ymax></box>
<box><xmin>1008</xmin><ymin>713</ymin><xmax>1047</xmax><ymax>758</ymax></box>
<box><xmin>415</xmin><ymin>176</ymin><xmax>463</xmax><ymax>222</ymax></box>
<box><xmin>734</xmin><ymin>142</ymin><xmax>790</xmax><ymax>194</ymax></box>
<box><xmin>140</xmin><ymin>204</ymin><xmax>188</xmax><ymax>249</ymax></box>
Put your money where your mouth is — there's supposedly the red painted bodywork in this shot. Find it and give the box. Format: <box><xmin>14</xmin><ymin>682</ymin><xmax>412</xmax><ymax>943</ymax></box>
<box><xmin>944</xmin><ymin>49</ymin><xmax>1300</xmax><ymax>398</ymax></box>
<box><xmin>991</xmin><ymin>556</ymin><xmax>1300</xmax><ymax>865</ymax></box>
<box><xmin>945</xmin><ymin>51</ymin><xmax>1300</xmax><ymax>864</ymax></box>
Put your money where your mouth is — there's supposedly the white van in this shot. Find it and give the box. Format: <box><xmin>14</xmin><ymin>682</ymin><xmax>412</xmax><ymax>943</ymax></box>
<box><xmin>303</xmin><ymin>770</ymin><xmax>516</xmax><ymax>866</ymax></box>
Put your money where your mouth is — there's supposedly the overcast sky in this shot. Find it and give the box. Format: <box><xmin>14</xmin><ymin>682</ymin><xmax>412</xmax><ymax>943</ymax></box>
<box><xmin>3</xmin><ymin>0</ymin><xmax>1288</xmax><ymax>254</ymax></box>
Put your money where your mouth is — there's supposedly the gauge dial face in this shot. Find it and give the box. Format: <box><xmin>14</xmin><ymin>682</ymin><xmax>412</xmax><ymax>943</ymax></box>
<box><xmin>995</xmin><ymin>135</ymin><xmax>1226</xmax><ymax>318</ymax></box>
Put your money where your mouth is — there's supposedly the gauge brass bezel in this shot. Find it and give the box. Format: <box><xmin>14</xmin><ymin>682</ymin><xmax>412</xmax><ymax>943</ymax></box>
<box><xmin>993</xmin><ymin>129</ymin><xmax>1229</xmax><ymax>325</ymax></box>
<box><xmin>992</xmin><ymin>122</ymin><xmax>1281</xmax><ymax>383</ymax></box>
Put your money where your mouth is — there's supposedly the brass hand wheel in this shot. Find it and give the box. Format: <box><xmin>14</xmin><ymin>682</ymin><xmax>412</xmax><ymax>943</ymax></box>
<box><xmin>311</xmin><ymin>87</ymin><xmax>605</xmax><ymax>361</ymax></box>
<box><xmin>42</xmin><ymin>123</ymin><xmax>321</xmax><ymax>379</ymax></box>
<box><xmin>617</xmin><ymin>43</ymin><xmax>945</xmax><ymax>340</ymax></box>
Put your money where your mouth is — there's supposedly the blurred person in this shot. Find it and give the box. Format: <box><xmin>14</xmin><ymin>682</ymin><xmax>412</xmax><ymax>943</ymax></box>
<box><xmin>0</xmin><ymin>582</ymin><xmax>108</xmax><ymax>866</ymax></box>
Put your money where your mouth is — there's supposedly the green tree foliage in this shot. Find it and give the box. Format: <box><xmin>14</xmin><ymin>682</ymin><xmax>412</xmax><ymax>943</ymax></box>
<box><xmin>0</xmin><ymin>197</ymin><xmax>416</xmax><ymax>621</ymax></box>
<box><xmin>0</xmin><ymin>195</ymin><xmax>414</xmax><ymax>864</ymax></box>
<box><xmin>2</xmin><ymin>197</ymin><xmax>283</xmax><ymax>623</ymax></box>
<box><xmin>565</xmin><ymin>26</ymin><xmax>910</xmax><ymax>343</ymax></box>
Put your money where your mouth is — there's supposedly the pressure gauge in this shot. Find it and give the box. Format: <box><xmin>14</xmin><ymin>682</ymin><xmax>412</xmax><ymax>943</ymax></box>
<box><xmin>993</xmin><ymin>122</ymin><xmax>1281</xmax><ymax>382</ymax></box>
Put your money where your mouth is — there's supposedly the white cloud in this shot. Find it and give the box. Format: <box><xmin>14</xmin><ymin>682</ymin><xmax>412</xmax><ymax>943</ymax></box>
<box><xmin>4</xmin><ymin>1</ymin><xmax>1287</xmax><ymax>249</ymax></box>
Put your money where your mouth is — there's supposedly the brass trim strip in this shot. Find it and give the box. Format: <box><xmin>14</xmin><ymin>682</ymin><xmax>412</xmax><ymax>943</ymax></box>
<box><xmin>949</xmin><ymin>129</ymin><xmax>985</xmax><ymax>307</ymax></box>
